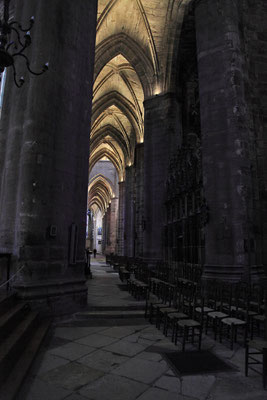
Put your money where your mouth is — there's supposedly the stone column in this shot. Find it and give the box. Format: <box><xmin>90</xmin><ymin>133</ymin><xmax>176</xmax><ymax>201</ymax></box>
<box><xmin>102</xmin><ymin>213</ymin><xmax>106</xmax><ymax>255</ymax></box>
<box><xmin>104</xmin><ymin>206</ymin><xmax>111</xmax><ymax>254</ymax></box>
<box><xmin>195</xmin><ymin>0</ymin><xmax>262</xmax><ymax>281</ymax></box>
<box><xmin>0</xmin><ymin>0</ymin><xmax>97</xmax><ymax>312</ymax></box>
<box><xmin>143</xmin><ymin>93</ymin><xmax>181</xmax><ymax>261</ymax></box>
<box><xmin>105</xmin><ymin>197</ymin><xmax>118</xmax><ymax>254</ymax></box>
<box><xmin>124</xmin><ymin>166</ymin><xmax>135</xmax><ymax>257</ymax></box>
<box><xmin>134</xmin><ymin>143</ymin><xmax>144</xmax><ymax>258</ymax></box>
<box><xmin>117</xmin><ymin>181</ymin><xmax>125</xmax><ymax>256</ymax></box>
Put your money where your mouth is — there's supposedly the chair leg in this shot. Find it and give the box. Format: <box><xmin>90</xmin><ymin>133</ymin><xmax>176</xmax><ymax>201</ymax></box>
<box><xmin>182</xmin><ymin>326</ymin><xmax>187</xmax><ymax>352</ymax></box>
<box><xmin>198</xmin><ymin>327</ymin><xmax>202</xmax><ymax>351</ymax></box>
<box><xmin>149</xmin><ymin>303</ymin><xmax>153</xmax><ymax>323</ymax></box>
<box><xmin>205</xmin><ymin>316</ymin><xmax>209</xmax><ymax>335</ymax></box>
<box><xmin>145</xmin><ymin>300</ymin><xmax>148</xmax><ymax>318</ymax></box>
<box><xmin>250</xmin><ymin>318</ymin><xmax>254</xmax><ymax>340</ymax></box>
<box><xmin>214</xmin><ymin>318</ymin><xmax>218</xmax><ymax>341</ymax></box>
<box><xmin>163</xmin><ymin>314</ymin><xmax>167</xmax><ymax>336</ymax></box>
<box><xmin>157</xmin><ymin>313</ymin><xmax>162</xmax><ymax>330</ymax></box>
<box><xmin>244</xmin><ymin>325</ymin><xmax>248</xmax><ymax>348</ymax></box>
<box><xmin>245</xmin><ymin>343</ymin><xmax>249</xmax><ymax>377</ymax></box>
<box><xmin>191</xmin><ymin>327</ymin><xmax>195</xmax><ymax>344</ymax></box>
<box><xmin>219</xmin><ymin>320</ymin><xmax>223</xmax><ymax>343</ymax></box>
<box><xmin>171</xmin><ymin>319</ymin><xmax>175</xmax><ymax>342</ymax></box>
<box><xmin>230</xmin><ymin>324</ymin><xmax>234</xmax><ymax>350</ymax></box>
<box><xmin>175</xmin><ymin>323</ymin><xmax>178</xmax><ymax>346</ymax></box>
<box><xmin>263</xmin><ymin>348</ymin><xmax>267</xmax><ymax>389</ymax></box>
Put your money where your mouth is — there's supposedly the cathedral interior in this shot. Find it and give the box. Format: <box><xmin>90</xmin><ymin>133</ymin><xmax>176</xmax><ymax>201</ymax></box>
<box><xmin>0</xmin><ymin>0</ymin><xmax>267</xmax><ymax>399</ymax></box>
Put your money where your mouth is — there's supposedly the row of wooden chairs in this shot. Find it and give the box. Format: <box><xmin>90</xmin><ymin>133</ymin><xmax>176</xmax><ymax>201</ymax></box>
<box><xmin>145</xmin><ymin>277</ymin><xmax>267</xmax><ymax>387</ymax></box>
<box><xmin>108</xmin><ymin>254</ymin><xmax>267</xmax><ymax>387</ymax></box>
<box><xmin>146</xmin><ymin>278</ymin><xmax>266</xmax><ymax>349</ymax></box>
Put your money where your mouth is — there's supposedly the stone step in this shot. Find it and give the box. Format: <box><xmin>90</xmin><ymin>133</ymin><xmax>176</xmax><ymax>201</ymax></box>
<box><xmin>75</xmin><ymin>309</ymin><xmax>145</xmax><ymax>320</ymax></box>
<box><xmin>0</xmin><ymin>318</ymin><xmax>51</xmax><ymax>400</ymax></box>
<box><xmin>0</xmin><ymin>302</ymin><xmax>29</xmax><ymax>342</ymax></box>
<box><xmin>88</xmin><ymin>305</ymin><xmax>145</xmax><ymax>311</ymax></box>
<box><xmin>0</xmin><ymin>311</ymin><xmax>39</xmax><ymax>383</ymax></box>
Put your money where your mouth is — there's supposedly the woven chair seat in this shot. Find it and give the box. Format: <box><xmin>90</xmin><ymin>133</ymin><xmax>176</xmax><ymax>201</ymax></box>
<box><xmin>195</xmin><ymin>306</ymin><xmax>213</xmax><ymax>313</ymax></box>
<box><xmin>168</xmin><ymin>312</ymin><xmax>188</xmax><ymax>320</ymax></box>
<box><xmin>159</xmin><ymin>307</ymin><xmax>177</xmax><ymax>313</ymax></box>
<box><xmin>252</xmin><ymin>314</ymin><xmax>266</xmax><ymax>322</ymax></box>
<box><xmin>178</xmin><ymin>319</ymin><xmax>201</xmax><ymax>328</ymax></box>
<box><xmin>248</xmin><ymin>339</ymin><xmax>267</xmax><ymax>351</ymax></box>
<box><xmin>221</xmin><ymin>317</ymin><xmax>246</xmax><ymax>326</ymax></box>
<box><xmin>207</xmin><ymin>311</ymin><xmax>228</xmax><ymax>319</ymax></box>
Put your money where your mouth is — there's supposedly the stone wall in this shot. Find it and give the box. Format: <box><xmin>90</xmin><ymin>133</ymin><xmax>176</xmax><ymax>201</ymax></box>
<box><xmin>242</xmin><ymin>0</ymin><xmax>267</xmax><ymax>273</ymax></box>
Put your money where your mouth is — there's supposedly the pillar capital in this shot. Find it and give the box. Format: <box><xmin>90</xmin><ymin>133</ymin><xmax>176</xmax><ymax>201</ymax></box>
<box><xmin>143</xmin><ymin>92</ymin><xmax>178</xmax><ymax>109</ymax></box>
<box><xmin>135</xmin><ymin>142</ymin><xmax>144</xmax><ymax>150</ymax></box>
<box><xmin>194</xmin><ymin>0</ymin><xmax>207</xmax><ymax>7</ymax></box>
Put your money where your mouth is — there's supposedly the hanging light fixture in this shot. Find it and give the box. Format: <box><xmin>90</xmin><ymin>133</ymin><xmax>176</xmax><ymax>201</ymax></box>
<box><xmin>0</xmin><ymin>0</ymin><xmax>48</xmax><ymax>88</ymax></box>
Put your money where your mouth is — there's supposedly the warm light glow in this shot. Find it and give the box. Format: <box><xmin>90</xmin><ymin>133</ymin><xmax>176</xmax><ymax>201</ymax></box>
<box><xmin>153</xmin><ymin>84</ymin><xmax>161</xmax><ymax>96</ymax></box>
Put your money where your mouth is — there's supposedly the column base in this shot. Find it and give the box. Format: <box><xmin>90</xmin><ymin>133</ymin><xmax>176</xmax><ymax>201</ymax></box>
<box><xmin>12</xmin><ymin>277</ymin><xmax>88</xmax><ymax>315</ymax></box>
<box><xmin>141</xmin><ymin>257</ymin><xmax>162</xmax><ymax>269</ymax></box>
<box><xmin>202</xmin><ymin>264</ymin><xmax>265</xmax><ymax>283</ymax></box>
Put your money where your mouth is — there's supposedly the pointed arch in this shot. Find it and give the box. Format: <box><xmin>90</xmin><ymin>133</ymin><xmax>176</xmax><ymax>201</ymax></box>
<box><xmin>88</xmin><ymin>175</ymin><xmax>116</xmax><ymax>214</ymax></box>
<box><xmin>95</xmin><ymin>33</ymin><xmax>154</xmax><ymax>98</ymax></box>
<box><xmin>89</xmin><ymin>148</ymin><xmax>124</xmax><ymax>182</ymax></box>
<box><xmin>91</xmin><ymin>124</ymin><xmax>130</xmax><ymax>162</ymax></box>
<box><xmin>89</xmin><ymin>174</ymin><xmax>116</xmax><ymax>195</ymax></box>
<box><xmin>163</xmin><ymin>0</ymin><xmax>194</xmax><ymax>93</ymax></box>
<box><xmin>92</xmin><ymin>91</ymin><xmax>141</xmax><ymax>144</ymax></box>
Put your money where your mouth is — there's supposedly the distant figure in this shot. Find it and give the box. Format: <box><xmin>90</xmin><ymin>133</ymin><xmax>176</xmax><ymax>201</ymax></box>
<box><xmin>84</xmin><ymin>248</ymin><xmax>92</xmax><ymax>279</ymax></box>
<box><xmin>93</xmin><ymin>248</ymin><xmax>97</xmax><ymax>258</ymax></box>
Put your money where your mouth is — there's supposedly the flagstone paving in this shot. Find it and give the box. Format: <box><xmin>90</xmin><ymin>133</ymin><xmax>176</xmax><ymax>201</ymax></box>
<box><xmin>17</xmin><ymin>256</ymin><xmax>266</xmax><ymax>399</ymax></box>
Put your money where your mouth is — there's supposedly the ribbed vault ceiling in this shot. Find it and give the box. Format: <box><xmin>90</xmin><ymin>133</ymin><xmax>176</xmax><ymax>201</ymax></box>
<box><xmin>89</xmin><ymin>0</ymin><xmax>191</xmax><ymax>214</ymax></box>
<box><xmin>88</xmin><ymin>174</ymin><xmax>116</xmax><ymax>215</ymax></box>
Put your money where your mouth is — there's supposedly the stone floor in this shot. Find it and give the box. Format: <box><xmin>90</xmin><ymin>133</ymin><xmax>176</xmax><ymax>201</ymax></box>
<box><xmin>17</xmin><ymin>256</ymin><xmax>266</xmax><ymax>400</ymax></box>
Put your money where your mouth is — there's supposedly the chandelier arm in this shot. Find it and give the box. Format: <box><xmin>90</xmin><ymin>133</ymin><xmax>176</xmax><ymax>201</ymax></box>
<box><xmin>4</xmin><ymin>0</ymin><xmax>10</xmax><ymax>24</ymax></box>
<box><xmin>6</xmin><ymin>40</ymin><xmax>15</xmax><ymax>51</ymax></box>
<box><xmin>9</xmin><ymin>19</ymin><xmax>34</xmax><ymax>33</ymax></box>
<box><xmin>9</xmin><ymin>26</ymin><xmax>25</xmax><ymax>48</ymax></box>
<box><xmin>13</xmin><ymin>53</ymin><xmax>46</xmax><ymax>76</ymax></box>
<box><xmin>11</xmin><ymin>42</ymin><xmax>28</xmax><ymax>56</ymax></box>
<box><xmin>11</xmin><ymin>63</ymin><xmax>23</xmax><ymax>88</ymax></box>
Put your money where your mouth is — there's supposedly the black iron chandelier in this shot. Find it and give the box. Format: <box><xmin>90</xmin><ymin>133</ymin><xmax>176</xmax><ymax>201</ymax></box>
<box><xmin>0</xmin><ymin>0</ymin><xmax>48</xmax><ymax>88</ymax></box>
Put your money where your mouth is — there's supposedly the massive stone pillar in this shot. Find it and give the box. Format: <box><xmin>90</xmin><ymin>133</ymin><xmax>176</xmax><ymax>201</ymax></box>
<box><xmin>134</xmin><ymin>143</ymin><xmax>144</xmax><ymax>258</ymax></box>
<box><xmin>0</xmin><ymin>0</ymin><xmax>97</xmax><ymax>312</ymax></box>
<box><xmin>102</xmin><ymin>212</ymin><xmax>107</xmax><ymax>255</ymax></box>
<box><xmin>124</xmin><ymin>166</ymin><xmax>135</xmax><ymax>257</ymax></box>
<box><xmin>105</xmin><ymin>197</ymin><xmax>118</xmax><ymax>254</ymax></box>
<box><xmin>195</xmin><ymin>0</ymin><xmax>262</xmax><ymax>281</ymax></box>
<box><xmin>117</xmin><ymin>181</ymin><xmax>125</xmax><ymax>256</ymax></box>
<box><xmin>143</xmin><ymin>93</ymin><xmax>181</xmax><ymax>261</ymax></box>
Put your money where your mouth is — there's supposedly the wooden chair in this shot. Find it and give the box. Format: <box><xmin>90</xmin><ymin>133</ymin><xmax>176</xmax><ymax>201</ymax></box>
<box><xmin>245</xmin><ymin>339</ymin><xmax>267</xmax><ymax>389</ymax></box>
<box><xmin>204</xmin><ymin>281</ymin><xmax>229</xmax><ymax>340</ymax></box>
<box><xmin>174</xmin><ymin>290</ymin><xmax>203</xmax><ymax>351</ymax></box>
<box><xmin>145</xmin><ymin>292</ymin><xmax>169</xmax><ymax>323</ymax></box>
<box><xmin>214</xmin><ymin>282</ymin><xmax>247</xmax><ymax>349</ymax></box>
<box><xmin>163</xmin><ymin>282</ymin><xmax>189</xmax><ymax>338</ymax></box>
<box><xmin>250</xmin><ymin>284</ymin><xmax>266</xmax><ymax>339</ymax></box>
